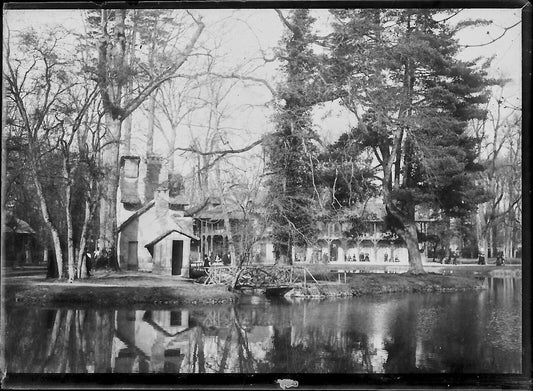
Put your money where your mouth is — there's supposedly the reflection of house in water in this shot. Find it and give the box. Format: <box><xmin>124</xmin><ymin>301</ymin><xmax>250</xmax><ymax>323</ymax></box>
<box><xmin>112</xmin><ymin>309</ymin><xmax>191</xmax><ymax>373</ymax></box>
<box><xmin>111</xmin><ymin>308</ymin><xmax>276</xmax><ymax>373</ymax></box>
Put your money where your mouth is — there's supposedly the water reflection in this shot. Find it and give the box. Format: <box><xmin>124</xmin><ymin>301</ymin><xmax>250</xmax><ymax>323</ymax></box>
<box><xmin>5</xmin><ymin>278</ymin><xmax>521</xmax><ymax>374</ymax></box>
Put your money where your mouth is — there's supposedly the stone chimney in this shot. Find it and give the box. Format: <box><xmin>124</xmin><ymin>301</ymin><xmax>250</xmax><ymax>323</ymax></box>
<box><xmin>144</xmin><ymin>154</ymin><xmax>163</xmax><ymax>203</ymax></box>
<box><xmin>154</xmin><ymin>185</ymin><xmax>170</xmax><ymax>217</ymax></box>
<box><xmin>120</xmin><ymin>156</ymin><xmax>141</xmax><ymax>208</ymax></box>
<box><xmin>168</xmin><ymin>172</ymin><xmax>189</xmax><ymax>215</ymax></box>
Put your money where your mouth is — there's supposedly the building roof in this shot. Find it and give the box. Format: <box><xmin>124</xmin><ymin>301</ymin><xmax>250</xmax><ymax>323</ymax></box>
<box><xmin>193</xmin><ymin>204</ymin><xmax>246</xmax><ymax>220</ymax></box>
<box><xmin>145</xmin><ymin>227</ymin><xmax>199</xmax><ymax>248</ymax></box>
<box><xmin>169</xmin><ymin>194</ymin><xmax>189</xmax><ymax>206</ymax></box>
<box><xmin>4</xmin><ymin>216</ymin><xmax>35</xmax><ymax>234</ymax></box>
<box><xmin>350</xmin><ymin>197</ymin><xmax>437</xmax><ymax>222</ymax></box>
<box><xmin>118</xmin><ymin>200</ymin><xmax>156</xmax><ymax>232</ymax></box>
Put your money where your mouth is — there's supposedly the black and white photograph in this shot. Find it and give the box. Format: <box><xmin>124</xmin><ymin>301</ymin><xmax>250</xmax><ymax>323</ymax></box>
<box><xmin>1</xmin><ymin>2</ymin><xmax>529</xmax><ymax>389</ymax></box>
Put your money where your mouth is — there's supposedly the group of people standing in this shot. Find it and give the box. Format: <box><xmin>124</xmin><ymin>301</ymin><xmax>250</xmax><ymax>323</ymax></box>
<box><xmin>342</xmin><ymin>253</ymin><xmax>401</xmax><ymax>263</ymax></box>
<box><xmin>203</xmin><ymin>252</ymin><xmax>231</xmax><ymax>268</ymax></box>
<box><xmin>478</xmin><ymin>252</ymin><xmax>505</xmax><ymax>265</ymax></box>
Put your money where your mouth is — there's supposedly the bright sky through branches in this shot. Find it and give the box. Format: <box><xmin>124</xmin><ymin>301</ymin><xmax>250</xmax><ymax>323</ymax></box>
<box><xmin>4</xmin><ymin>7</ymin><xmax>522</xmax><ymax>159</ymax></box>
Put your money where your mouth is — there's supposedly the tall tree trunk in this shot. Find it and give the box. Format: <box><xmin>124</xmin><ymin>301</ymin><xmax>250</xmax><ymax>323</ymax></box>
<box><xmin>77</xmin><ymin>199</ymin><xmax>91</xmax><ymax>279</ymax></box>
<box><xmin>145</xmin><ymin>23</ymin><xmax>158</xmax><ymax>157</ymax></box>
<box><xmin>63</xmin><ymin>158</ymin><xmax>75</xmax><ymax>282</ymax></box>
<box><xmin>168</xmin><ymin>126</ymin><xmax>176</xmax><ymax>172</ymax></box>
<box><xmin>122</xmin><ymin>11</ymin><xmax>138</xmax><ymax>155</ymax></box>
<box><xmin>146</xmin><ymin>93</ymin><xmax>156</xmax><ymax>156</ymax></box>
<box><xmin>216</xmin><ymin>166</ymin><xmax>237</xmax><ymax>265</ymax></box>
<box><xmin>33</xmin><ymin>167</ymin><xmax>64</xmax><ymax>279</ymax></box>
<box><xmin>491</xmin><ymin>225</ymin><xmax>498</xmax><ymax>258</ymax></box>
<box><xmin>201</xmin><ymin>155</ymin><xmax>210</xmax><ymax>190</ymax></box>
<box><xmin>123</xmin><ymin>116</ymin><xmax>132</xmax><ymax>155</ymax></box>
<box><xmin>98</xmin><ymin>116</ymin><xmax>122</xmax><ymax>270</ymax></box>
<box><xmin>400</xmin><ymin>222</ymin><xmax>424</xmax><ymax>274</ymax></box>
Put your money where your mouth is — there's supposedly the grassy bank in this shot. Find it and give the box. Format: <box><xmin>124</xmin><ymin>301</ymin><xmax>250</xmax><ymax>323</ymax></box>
<box><xmin>286</xmin><ymin>272</ymin><xmax>486</xmax><ymax>298</ymax></box>
<box><xmin>348</xmin><ymin>273</ymin><xmax>485</xmax><ymax>295</ymax></box>
<box><xmin>3</xmin><ymin>270</ymin><xmax>237</xmax><ymax>308</ymax></box>
<box><xmin>4</xmin><ymin>267</ymin><xmax>499</xmax><ymax>306</ymax></box>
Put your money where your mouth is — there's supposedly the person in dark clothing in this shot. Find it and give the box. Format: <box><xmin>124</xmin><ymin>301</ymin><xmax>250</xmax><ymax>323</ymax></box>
<box><xmin>478</xmin><ymin>253</ymin><xmax>486</xmax><ymax>265</ymax></box>
<box><xmin>452</xmin><ymin>251</ymin><xmax>458</xmax><ymax>265</ymax></box>
<box><xmin>203</xmin><ymin>254</ymin><xmax>210</xmax><ymax>268</ymax></box>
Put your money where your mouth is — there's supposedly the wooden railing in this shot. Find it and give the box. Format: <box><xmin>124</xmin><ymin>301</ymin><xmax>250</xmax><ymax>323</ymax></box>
<box><xmin>203</xmin><ymin>265</ymin><xmax>324</xmax><ymax>290</ymax></box>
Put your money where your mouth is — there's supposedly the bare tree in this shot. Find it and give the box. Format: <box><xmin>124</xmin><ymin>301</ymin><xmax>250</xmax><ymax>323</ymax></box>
<box><xmin>90</xmin><ymin>9</ymin><xmax>205</xmax><ymax>266</ymax></box>
<box><xmin>151</xmin><ymin>77</ymin><xmax>205</xmax><ymax>172</ymax></box>
<box><xmin>472</xmin><ymin>94</ymin><xmax>522</xmax><ymax>259</ymax></box>
<box><xmin>4</xmin><ymin>26</ymin><xmax>100</xmax><ymax>279</ymax></box>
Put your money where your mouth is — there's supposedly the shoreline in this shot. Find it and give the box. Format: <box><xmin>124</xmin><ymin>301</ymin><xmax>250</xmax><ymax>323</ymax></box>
<box><xmin>3</xmin><ymin>270</ymin><xmax>237</xmax><ymax>308</ymax></box>
<box><xmin>284</xmin><ymin>273</ymin><xmax>489</xmax><ymax>299</ymax></box>
<box><xmin>2</xmin><ymin>268</ymin><xmax>514</xmax><ymax>307</ymax></box>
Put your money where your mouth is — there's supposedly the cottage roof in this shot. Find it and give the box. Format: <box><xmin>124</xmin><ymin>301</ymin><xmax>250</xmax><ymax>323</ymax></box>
<box><xmin>145</xmin><ymin>227</ymin><xmax>199</xmax><ymax>248</ymax></box>
<box><xmin>4</xmin><ymin>216</ymin><xmax>35</xmax><ymax>234</ymax></box>
<box><xmin>118</xmin><ymin>200</ymin><xmax>155</xmax><ymax>232</ymax></box>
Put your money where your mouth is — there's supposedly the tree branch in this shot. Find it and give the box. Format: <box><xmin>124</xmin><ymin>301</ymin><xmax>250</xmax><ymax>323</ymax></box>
<box><xmin>174</xmin><ymin>136</ymin><xmax>265</xmax><ymax>156</ymax></box>
<box><xmin>460</xmin><ymin>20</ymin><xmax>520</xmax><ymax>48</ymax></box>
<box><xmin>274</xmin><ymin>9</ymin><xmax>298</xmax><ymax>35</ymax></box>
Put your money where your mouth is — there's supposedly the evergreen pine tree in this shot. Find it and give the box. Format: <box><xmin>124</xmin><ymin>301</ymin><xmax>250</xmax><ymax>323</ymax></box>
<box><xmin>265</xmin><ymin>10</ymin><xmax>322</xmax><ymax>264</ymax></box>
<box><xmin>327</xmin><ymin>9</ymin><xmax>496</xmax><ymax>273</ymax></box>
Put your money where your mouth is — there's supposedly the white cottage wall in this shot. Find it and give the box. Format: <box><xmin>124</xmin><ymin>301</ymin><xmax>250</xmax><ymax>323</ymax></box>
<box><xmin>152</xmin><ymin>231</ymin><xmax>191</xmax><ymax>276</ymax></box>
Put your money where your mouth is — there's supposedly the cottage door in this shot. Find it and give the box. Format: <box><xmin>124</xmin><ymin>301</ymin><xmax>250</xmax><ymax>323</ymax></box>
<box><xmin>127</xmin><ymin>241</ymin><xmax>138</xmax><ymax>270</ymax></box>
<box><xmin>171</xmin><ymin>240</ymin><xmax>183</xmax><ymax>275</ymax></box>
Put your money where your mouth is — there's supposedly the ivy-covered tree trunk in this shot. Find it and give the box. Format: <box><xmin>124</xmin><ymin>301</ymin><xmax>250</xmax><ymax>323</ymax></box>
<box><xmin>98</xmin><ymin>116</ymin><xmax>122</xmax><ymax>270</ymax></box>
<box><xmin>93</xmin><ymin>9</ymin><xmax>204</xmax><ymax>268</ymax></box>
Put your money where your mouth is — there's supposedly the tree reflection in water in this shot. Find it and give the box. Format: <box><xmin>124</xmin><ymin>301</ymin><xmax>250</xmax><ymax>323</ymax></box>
<box><xmin>4</xmin><ymin>278</ymin><xmax>521</xmax><ymax>374</ymax></box>
<box><xmin>5</xmin><ymin>309</ymin><xmax>114</xmax><ymax>373</ymax></box>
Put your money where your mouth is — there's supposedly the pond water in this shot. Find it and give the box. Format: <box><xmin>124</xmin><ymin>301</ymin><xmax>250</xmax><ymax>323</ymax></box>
<box><xmin>4</xmin><ymin>277</ymin><xmax>522</xmax><ymax>374</ymax></box>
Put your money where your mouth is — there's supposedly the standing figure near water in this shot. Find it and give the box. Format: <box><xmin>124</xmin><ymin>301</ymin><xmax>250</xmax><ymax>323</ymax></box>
<box><xmin>496</xmin><ymin>252</ymin><xmax>505</xmax><ymax>266</ymax></box>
